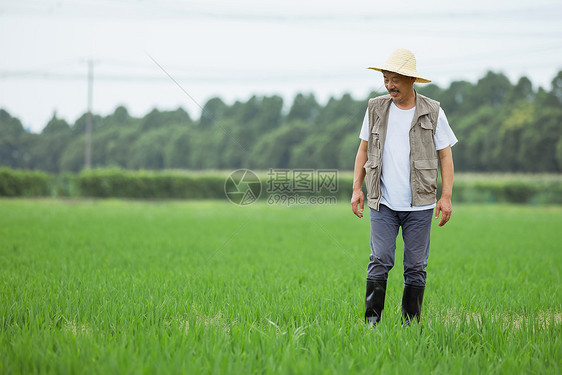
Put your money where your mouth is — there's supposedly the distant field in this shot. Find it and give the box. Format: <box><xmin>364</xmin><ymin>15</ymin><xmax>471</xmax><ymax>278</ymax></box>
<box><xmin>1</xmin><ymin>199</ymin><xmax>561</xmax><ymax>374</ymax></box>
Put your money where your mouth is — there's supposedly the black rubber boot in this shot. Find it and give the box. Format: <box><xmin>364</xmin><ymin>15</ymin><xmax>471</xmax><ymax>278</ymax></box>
<box><xmin>401</xmin><ymin>284</ymin><xmax>425</xmax><ymax>326</ymax></box>
<box><xmin>365</xmin><ymin>279</ymin><xmax>387</xmax><ymax>328</ymax></box>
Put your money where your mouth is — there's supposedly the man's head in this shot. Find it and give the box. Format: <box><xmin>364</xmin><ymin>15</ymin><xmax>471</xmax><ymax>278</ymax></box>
<box><xmin>382</xmin><ymin>70</ymin><xmax>416</xmax><ymax>105</ymax></box>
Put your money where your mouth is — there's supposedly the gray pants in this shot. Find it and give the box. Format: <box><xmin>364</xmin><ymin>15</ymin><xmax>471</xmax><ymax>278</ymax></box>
<box><xmin>367</xmin><ymin>205</ymin><xmax>433</xmax><ymax>286</ymax></box>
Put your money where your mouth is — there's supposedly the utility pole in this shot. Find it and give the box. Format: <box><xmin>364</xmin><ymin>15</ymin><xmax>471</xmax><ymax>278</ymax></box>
<box><xmin>85</xmin><ymin>59</ymin><xmax>94</xmax><ymax>169</ymax></box>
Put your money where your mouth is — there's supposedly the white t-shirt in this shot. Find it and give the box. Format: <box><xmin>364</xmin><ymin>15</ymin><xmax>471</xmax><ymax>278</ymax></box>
<box><xmin>359</xmin><ymin>103</ymin><xmax>458</xmax><ymax>211</ymax></box>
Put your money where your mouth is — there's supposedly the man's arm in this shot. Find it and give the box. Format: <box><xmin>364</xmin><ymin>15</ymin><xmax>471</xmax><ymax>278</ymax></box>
<box><xmin>351</xmin><ymin>140</ymin><xmax>368</xmax><ymax>218</ymax></box>
<box><xmin>435</xmin><ymin>146</ymin><xmax>454</xmax><ymax>226</ymax></box>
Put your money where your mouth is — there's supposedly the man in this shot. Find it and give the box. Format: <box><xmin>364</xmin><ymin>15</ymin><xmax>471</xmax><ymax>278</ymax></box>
<box><xmin>350</xmin><ymin>48</ymin><xmax>458</xmax><ymax>328</ymax></box>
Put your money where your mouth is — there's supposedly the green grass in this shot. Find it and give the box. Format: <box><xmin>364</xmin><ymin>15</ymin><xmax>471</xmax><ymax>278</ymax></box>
<box><xmin>1</xmin><ymin>199</ymin><xmax>561</xmax><ymax>374</ymax></box>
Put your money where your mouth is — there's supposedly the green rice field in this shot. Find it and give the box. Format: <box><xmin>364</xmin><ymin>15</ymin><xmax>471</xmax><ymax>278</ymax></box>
<box><xmin>1</xmin><ymin>199</ymin><xmax>561</xmax><ymax>374</ymax></box>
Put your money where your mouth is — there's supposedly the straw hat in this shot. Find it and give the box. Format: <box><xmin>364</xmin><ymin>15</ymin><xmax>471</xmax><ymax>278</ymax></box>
<box><xmin>368</xmin><ymin>48</ymin><xmax>431</xmax><ymax>83</ymax></box>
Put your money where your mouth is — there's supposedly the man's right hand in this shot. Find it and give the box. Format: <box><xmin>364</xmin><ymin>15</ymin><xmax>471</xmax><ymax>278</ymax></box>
<box><xmin>351</xmin><ymin>140</ymin><xmax>368</xmax><ymax>219</ymax></box>
<box><xmin>351</xmin><ymin>189</ymin><xmax>365</xmax><ymax>218</ymax></box>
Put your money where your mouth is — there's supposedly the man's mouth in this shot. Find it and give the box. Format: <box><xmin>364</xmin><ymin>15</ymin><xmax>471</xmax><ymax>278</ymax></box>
<box><xmin>390</xmin><ymin>90</ymin><xmax>399</xmax><ymax>96</ymax></box>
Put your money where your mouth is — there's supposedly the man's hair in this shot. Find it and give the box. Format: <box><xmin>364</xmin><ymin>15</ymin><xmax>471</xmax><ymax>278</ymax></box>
<box><xmin>381</xmin><ymin>70</ymin><xmax>416</xmax><ymax>83</ymax></box>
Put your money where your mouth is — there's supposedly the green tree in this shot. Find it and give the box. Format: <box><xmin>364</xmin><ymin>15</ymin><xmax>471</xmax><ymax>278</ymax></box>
<box><xmin>315</xmin><ymin>93</ymin><xmax>361</xmax><ymax>127</ymax></box>
<box><xmin>105</xmin><ymin>106</ymin><xmax>132</xmax><ymax>125</ymax></box>
<box><xmin>519</xmin><ymin>107</ymin><xmax>562</xmax><ymax>172</ymax></box>
<box><xmin>551</xmin><ymin>70</ymin><xmax>562</xmax><ymax>104</ymax></box>
<box><xmin>508</xmin><ymin>76</ymin><xmax>535</xmax><ymax>103</ymax></box>
<box><xmin>250</xmin><ymin>121</ymin><xmax>310</xmax><ymax>170</ymax></box>
<box><xmin>471</xmin><ymin>71</ymin><xmax>511</xmax><ymax>108</ymax></box>
<box><xmin>128</xmin><ymin>127</ymin><xmax>172</xmax><ymax>170</ymax></box>
<box><xmin>416</xmin><ymin>83</ymin><xmax>444</xmax><ymax>103</ymax></box>
<box><xmin>0</xmin><ymin>110</ymin><xmax>27</xmax><ymax>168</ymax></box>
<box><xmin>497</xmin><ymin>102</ymin><xmax>534</xmax><ymax>171</ymax></box>
<box><xmin>439</xmin><ymin>80</ymin><xmax>473</xmax><ymax>116</ymax></box>
<box><xmin>286</xmin><ymin>93</ymin><xmax>320</xmax><ymax>123</ymax></box>
<box><xmin>338</xmin><ymin>132</ymin><xmax>361</xmax><ymax>171</ymax></box>
<box><xmin>59</xmin><ymin>137</ymin><xmax>86</xmax><ymax>172</ymax></box>
<box><xmin>164</xmin><ymin>126</ymin><xmax>191</xmax><ymax>169</ymax></box>
<box><xmin>33</xmin><ymin>114</ymin><xmax>72</xmax><ymax>172</ymax></box>
<box><xmin>200</xmin><ymin>97</ymin><xmax>227</xmax><ymax>128</ymax></box>
<box><xmin>290</xmin><ymin>118</ymin><xmax>357</xmax><ymax>169</ymax></box>
<box><xmin>3</xmin><ymin>69</ymin><xmax>562</xmax><ymax>173</ymax></box>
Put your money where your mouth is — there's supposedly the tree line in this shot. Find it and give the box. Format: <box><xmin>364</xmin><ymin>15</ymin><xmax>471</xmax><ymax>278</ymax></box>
<box><xmin>1</xmin><ymin>70</ymin><xmax>561</xmax><ymax>173</ymax></box>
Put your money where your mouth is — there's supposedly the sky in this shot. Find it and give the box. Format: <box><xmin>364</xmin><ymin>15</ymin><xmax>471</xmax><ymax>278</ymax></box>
<box><xmin>1</xmin><ymin>0</ymin><xmax>561</xmax><ymax>132</ymax></box>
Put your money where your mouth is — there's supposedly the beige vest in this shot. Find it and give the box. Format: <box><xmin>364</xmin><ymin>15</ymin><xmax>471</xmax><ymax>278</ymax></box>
<box><xmin>364</xmin><ymin>92</ymin><xmax>440</xmax><ymax>210</ymax></box>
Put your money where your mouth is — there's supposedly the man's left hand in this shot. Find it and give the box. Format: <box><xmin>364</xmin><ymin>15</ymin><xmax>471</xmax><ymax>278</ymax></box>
<box><xmin>435</xmin><ymin>198</ymin><xmax>452</xmax><ymax>227</ymax></box>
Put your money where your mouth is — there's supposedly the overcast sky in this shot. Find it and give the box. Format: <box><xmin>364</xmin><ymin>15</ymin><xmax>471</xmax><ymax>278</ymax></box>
<box><xmin>1</xmin><ymin>0</ymin><xmax>561</xmax><ymax>132</ymax></box>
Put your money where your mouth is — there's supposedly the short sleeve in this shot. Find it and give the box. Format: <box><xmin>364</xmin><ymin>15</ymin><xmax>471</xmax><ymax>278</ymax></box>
<box><xmin>359</xmin><ymin>108</ymin><xmax>369</xmax><ymax>141</ymax></box>
<box><xmin>434</xmin><ymin>107</ymin><xmax>458</xmax><ymax>150</ymax></box>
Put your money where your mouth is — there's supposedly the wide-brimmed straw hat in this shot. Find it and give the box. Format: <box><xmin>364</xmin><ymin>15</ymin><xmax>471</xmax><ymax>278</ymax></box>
<box><xmin>368</xmin><ymin>48</ymin><xmax>431</xmax><ymax>83</ymax></box>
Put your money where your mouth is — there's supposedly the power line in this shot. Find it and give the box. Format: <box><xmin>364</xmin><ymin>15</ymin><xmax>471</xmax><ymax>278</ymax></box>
<box><xmin>1</xmin><ymin>44</ymin><xmax>561</xmax><ymax>84</ymax></box>
<box><xmin>2</xmin><ymin>0</ymin><xmax>561</xmax><ymax>22</ymax></box>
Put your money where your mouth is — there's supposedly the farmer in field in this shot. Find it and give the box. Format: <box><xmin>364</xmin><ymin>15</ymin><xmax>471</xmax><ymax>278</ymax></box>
<box><xmin>351</xmin><ymin>48</ymin><xmax>458</xmax><ymax>328</ymax></box>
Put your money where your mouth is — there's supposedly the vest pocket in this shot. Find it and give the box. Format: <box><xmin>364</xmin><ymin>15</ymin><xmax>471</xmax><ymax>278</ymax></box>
<box><xmin>364</xmin><ymin>159</ymin><xmax>380</xmax><ymax>199</ymax></box>
<box><xmin>413</xmin><ymin>159</ymin><xmax>438</xmax><ymax>193</ymax></box>
<box><xmin>418</xmin><ymin>119</ymin><xmax>434</xmax><ymax>145</ymax></box>
<box><xmin>419</xmin><ymin>118</ymin><xmax>434</xmax><ymax>131</ymax></box>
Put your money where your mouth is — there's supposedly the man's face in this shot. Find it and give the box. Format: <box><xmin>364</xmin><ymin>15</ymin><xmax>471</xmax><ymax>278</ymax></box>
<box><xmin>383</xmin><ymin>71</ymin><xmax>415</xmax><ymax>104</ymax></box>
